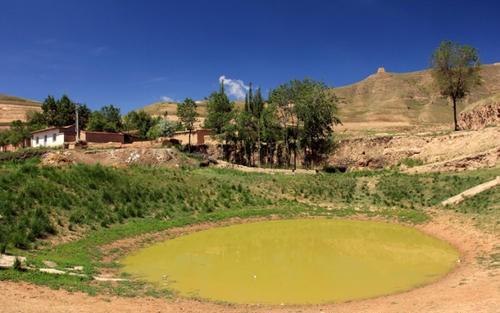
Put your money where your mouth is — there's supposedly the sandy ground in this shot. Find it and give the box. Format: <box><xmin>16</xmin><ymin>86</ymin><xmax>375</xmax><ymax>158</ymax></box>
<box><xmin>1</xmin><ymin>210</ymin><xmax>499</xmax><ymax>313</ymax></box>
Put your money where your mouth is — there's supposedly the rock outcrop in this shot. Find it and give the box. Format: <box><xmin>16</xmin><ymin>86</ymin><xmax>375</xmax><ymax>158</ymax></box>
<box><xmin>459</xmin><ymin>96</ymin><xmax>500</xmax><ymax>130</ymax></box>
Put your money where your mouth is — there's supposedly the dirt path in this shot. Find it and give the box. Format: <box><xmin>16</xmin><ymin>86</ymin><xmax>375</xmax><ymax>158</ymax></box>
<box><xmin>2</xmin><ymin>211</ymin><xmax>499</xmax><ymax>313</ymax></box>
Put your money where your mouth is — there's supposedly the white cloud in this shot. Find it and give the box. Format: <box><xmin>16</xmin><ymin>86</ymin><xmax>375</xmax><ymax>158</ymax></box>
<box><xmin>219</xmin><ymin>75</ymin><xmax>249</xmax><ymax>99</ymax></box>
<box><xmin>90</xmin><ymin>46</ymin><xmax>110</xmax><ymax>56</ymax></box>
<box><xmin>161</xmin><ymin>96</ymin><xmax>175</xmax><ymax>102</ymax></box>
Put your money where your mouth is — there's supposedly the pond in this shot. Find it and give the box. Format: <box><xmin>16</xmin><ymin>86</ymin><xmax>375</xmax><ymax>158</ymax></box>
<box><xmin>121</xmin><ymin>219</ymin><xmax>458</xmax><ymax>305</ymax></box>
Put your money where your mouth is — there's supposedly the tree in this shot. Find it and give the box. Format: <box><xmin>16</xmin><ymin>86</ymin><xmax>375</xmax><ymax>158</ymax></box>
<box><xmin>204</xmin><ymin>81</ymin><xmax>235</xmax><ymax>159</ymax></box>
<box><xmin>41</xmin><ymin>95</ymin><xmax>75</xmax><ymax>127</ymax></box>
<box><xmin>87</xmin><ymin>105</ymin><xmax>122</xmax><ymax>132</ymax></box>
<box><xmin>123</xmin><ymin>111</ymin><xmax>156</xmax><ymax>139</ymax></box>
<box><xmin>293</xmin><ymin>80</ymin><xmax>341</xmax><ymax>167</ymax></box>
<box><xmin>268</xmin><ymin>81</ymin><xmax>299</xmax><ymax>169</ymax></box>
<box><xmin>269</xmin><ymin>79</ymin><xmax>340</xmax><ymax>168</ymax></box>
<box><xmin>177</xmin><ymin>98</ymin><xmax>198</xmax><ymax>151</ymax></box>
<box><xmin>432</xmin><ymin>41</ymin><xmax>481</xmax><ymax>131</ymax></box>
<box><xmin>38</xmin><ymin>95</ymin><xmax>90</xmax><ymax>129</ymax></box>
<box><xmin>260</xmin><ymin>103</ymin><xmax>282</xmax><ymax>167</ymax></box>
<box><xmin>146</xmin><ymin>119</ymin><xmax>177</xmax><ymax>139</ymax></box>
<box><xmin>204</xmin><ymin>81</ymin><xmax>234</xmax><ymax>137</ymax></box>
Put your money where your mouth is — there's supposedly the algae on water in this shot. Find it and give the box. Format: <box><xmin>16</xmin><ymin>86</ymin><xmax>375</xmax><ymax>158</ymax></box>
<box><xmin>122</xmin><ymin>219</ymin><xmax>458</xmax><ymax>305</ymax></box>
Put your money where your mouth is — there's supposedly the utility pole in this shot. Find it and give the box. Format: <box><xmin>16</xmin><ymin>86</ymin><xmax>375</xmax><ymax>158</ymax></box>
<box><xmin>75</xmin><ymin>104</ymin><xmax>80</xmax><ymax>142</ymax></box>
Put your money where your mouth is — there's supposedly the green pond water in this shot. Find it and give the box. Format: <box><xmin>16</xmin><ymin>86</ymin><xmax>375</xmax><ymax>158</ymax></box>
<box><xmin>121</xmin><ymin>219</ymin><xmax>458</xmax><ymax>305</ymax></box>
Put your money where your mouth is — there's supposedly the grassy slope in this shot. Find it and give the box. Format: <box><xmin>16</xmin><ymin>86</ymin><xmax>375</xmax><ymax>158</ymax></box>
<box><xmin>0</xmin><ymin>94</ymin><xmax>40</xmax><ymax>105</ymax></box>
<box><xmin>0</xmin><ymin>156</ymin><xmax>499</xmax><ymax>296</ymax></box>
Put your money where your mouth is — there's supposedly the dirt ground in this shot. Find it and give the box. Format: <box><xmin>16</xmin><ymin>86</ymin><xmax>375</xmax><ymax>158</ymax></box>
<box><xmin>1</xmin><ymin>210</ymin><xmax>499</xmax><ymax>313</ymax></box>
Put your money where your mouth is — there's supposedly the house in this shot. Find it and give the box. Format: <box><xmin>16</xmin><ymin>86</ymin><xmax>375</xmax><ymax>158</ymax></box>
<box><xmin>169</xmin><ymin>129</ymin><xmax>214</xmax><ymax>145</ymax></box>
<box><xmin>30</xmin><ymin>125</ymin><xmax>128</xmax><ymax>149</ymax></box>
<box><xmin>31</xmin><ymin>125</ymin><xmax>76</xmax><ymax>148</ymax></box>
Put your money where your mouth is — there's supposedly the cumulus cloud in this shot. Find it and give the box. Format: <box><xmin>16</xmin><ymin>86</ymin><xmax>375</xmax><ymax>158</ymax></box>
<box><xmin>219</xmin><ymin>75</ymin><xmax>249</xmax><ymax>99</ymax></box>
<box><xmin>161</xmin><ymin>96</ymin><xmax>175</xmax><ymax>102</ymax></box>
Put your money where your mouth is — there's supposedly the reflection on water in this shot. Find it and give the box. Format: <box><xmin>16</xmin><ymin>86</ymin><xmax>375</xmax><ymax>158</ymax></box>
<box><xmin>122</xmin><ymin>219</ymin><xmax>458</xmax><ymax>305</ymax></box>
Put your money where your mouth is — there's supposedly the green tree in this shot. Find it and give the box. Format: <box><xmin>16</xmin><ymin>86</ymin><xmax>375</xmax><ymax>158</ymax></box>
<box><xmin>8</xmin><ymin>120</ymin><xmax>32</xmax><ymax>147</ymax></box>
<box><xmin>260</xmin><ymin>103</ymin><xmax>282</xmax><ymax>167</ymax></box>
<box><xmin>146</xmin><ymin>119</ymin><xmax>176</xmax><ymax>139</ymax></box>
<box><xmin>177</xmin><ymin>98</ymin><xmax>198</xmax><ymax>151</ymax></box>
<box><xmin>41</xmin><ymin>95</ymin><xmax>75</xmax><ymax>127</ymax></box>
<box><xmin>293</xmin><ymin>80</ymin><xmax>340</xmax><ymax>167</ymax></box>
<box><xmin>123</xmin><ymin>111</ymin><xmax>156</xmax><ymax>139</ymax></box>
<box><xmin>87</xmin><ymin>105</ymin><xmax>122</xmax><ymax>132</ymax></box>
<box><xmin>38</xmin><ymin>95</ymin><xmax>90</xmax><ymax>129</ymax></box>
<box><xmin>431</xmin><ymin>41</ymin><xmax>481</xmax><ymax>131</ymax></box>
<box><xmin>204</xmin><ymin>81</ymin><xmax>234</xmax><ymax>138</ymax></box>
<box><xmin>268</xmin><ymin>81</ymin><xmax>299</xmax><ymax>169</ymax></box>
<box><xmin>269</xmin><ymin>79</ymin><xmax>340</xmax><ymax>168</ymax></box>
<box><xmin>204</xmin><ymin>81</ymin><xmax>235</xmax><ymax>160</ymax></box>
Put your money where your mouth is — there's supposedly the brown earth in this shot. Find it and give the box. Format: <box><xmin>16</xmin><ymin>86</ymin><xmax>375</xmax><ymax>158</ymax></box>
<box><xmin>40</xmin><ymin>147</ymin><xmax>194</xmax><ymax>168</ymax></box>
<box><xmin>330</xmin><ymin>126</ymin><xmax>500</xmax><ymax>171</ymax></box>
<box><xmin>1</xmin><ymin>210</ymin><xmax>498</xmax><ymax>313</ymax></box>
<box><xmin>0</xmin><ymin>94</ymin><xmax>41</xmax><ymax>126</ymax></box>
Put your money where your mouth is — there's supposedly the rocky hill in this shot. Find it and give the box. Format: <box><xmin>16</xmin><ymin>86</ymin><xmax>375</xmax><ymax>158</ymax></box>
<box><xmin>333</xmin><ymin>63</ymin><xmax>500</xmax><ymax>130</ymax></box>
<box><xmin>0</xmin><ymin>94</ymin><xmax>41</xmax><ymax>129</ymax></box>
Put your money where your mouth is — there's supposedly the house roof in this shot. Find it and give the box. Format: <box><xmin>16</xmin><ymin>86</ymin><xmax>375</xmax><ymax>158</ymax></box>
<box><xmin>31</xmin><ymin>125</ymin><xmax>74</xmax><ymax>135</ymax></box>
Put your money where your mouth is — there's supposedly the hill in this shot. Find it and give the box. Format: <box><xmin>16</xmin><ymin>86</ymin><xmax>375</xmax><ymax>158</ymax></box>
<box><xmin>333</xmin><ymin>64</ymin><xmax>500</xmax><ymax>130</ymax></box>
<box><xmin>138</xmin><ymin>64</ymin><xmax>500</xmax><ymax>132</ymax></box>
<box><xmin>140</xmin><ymin>100</ymin><xmax>245</xmax><ymax>127</ymax></box>
<box><xmin>0</xmin><ymin>94</ymin><xmax>41</xmax><ymax>128</ymax></box>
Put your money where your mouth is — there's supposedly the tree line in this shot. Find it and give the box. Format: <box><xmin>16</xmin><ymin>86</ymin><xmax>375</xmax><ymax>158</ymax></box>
<box><xmin>204</xmin><ymin>79</ymin><xmax>341</xmax><ymax>168</ymax></box>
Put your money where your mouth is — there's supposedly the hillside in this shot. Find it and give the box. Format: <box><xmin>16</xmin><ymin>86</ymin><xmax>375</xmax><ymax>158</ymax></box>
<box><xmin>140</xmin><ymin>100</ymin><xmax>245</xmax><ymax>127</ymax></box>
<box><xmin>0</xmin><ymin>94</ymin><xmax>41</xmax><ymax>128</ymax></box>
<box><xmin>333</xmin><ymin>64</ymin><xmax>500</xmax><ymax>130</ymax></box>
<box><xmin>138</xmin><ymin>64</ymin><xmax>500</xmax><ymax>131</ymax></box>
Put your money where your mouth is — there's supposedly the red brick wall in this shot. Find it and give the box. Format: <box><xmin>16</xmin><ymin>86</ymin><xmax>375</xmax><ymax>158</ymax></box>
<box><xmin>82</xmin><ymin>131</ymin><xmax>124</xmax><ymax>143</ymax></box>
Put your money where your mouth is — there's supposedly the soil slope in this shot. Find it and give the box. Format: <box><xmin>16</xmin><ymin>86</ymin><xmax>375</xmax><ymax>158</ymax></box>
<box><xmin>0</xmin><ymin>94</ymin><xmax>41</xmax><ymax>128</ymax></box>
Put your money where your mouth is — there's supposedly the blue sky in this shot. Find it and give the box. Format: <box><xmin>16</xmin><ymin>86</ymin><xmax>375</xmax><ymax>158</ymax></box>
<box><xmin>1</xmin><ymin>0</ymin><xmax>499</xmax><ymax>112</ymax></box>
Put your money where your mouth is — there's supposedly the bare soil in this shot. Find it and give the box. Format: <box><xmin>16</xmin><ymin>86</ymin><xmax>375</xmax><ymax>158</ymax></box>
<box><xmin>2</xmin><ymin>210</ymin><xmax>499</xmax><ymax>313</ymax></box>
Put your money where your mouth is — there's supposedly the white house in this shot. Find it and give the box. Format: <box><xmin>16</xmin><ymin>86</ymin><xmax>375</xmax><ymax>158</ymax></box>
<box><xmin>31</xmin><ymin>125</ymin><xmax>76</xmax><ymax>148</ymax></box>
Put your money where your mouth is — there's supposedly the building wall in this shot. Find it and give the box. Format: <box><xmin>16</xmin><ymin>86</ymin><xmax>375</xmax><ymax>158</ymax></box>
<box><xmin>31</xmin><ymin>129</ymin><xmax>65</xmax><ymax>147</ymax></box>
<box><xmin>170</xmin><ymin>129</ymin><xmax>214</xmax><ymax>145</ymax></box>
<box><xmin>81</xmin><ymin>131</ymin><xmax>125</xmax><ymax>143</ymax></box>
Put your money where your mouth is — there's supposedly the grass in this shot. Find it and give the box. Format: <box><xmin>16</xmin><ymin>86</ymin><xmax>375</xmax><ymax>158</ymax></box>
<box><xmin>0</xmin><ymin>156</ymin><xmax>498</xmax><ymax>297</ymax></box>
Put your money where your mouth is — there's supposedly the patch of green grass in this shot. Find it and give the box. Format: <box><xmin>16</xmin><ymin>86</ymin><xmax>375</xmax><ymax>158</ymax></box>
<box><xmin>398</xmin><ymin>157</ymin><xmax>424</xmax><ymax>168</ymax></box>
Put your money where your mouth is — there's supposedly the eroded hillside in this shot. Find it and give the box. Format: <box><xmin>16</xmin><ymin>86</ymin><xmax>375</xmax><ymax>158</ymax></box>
<box><xmin>0</xmin><ymin>94</ymin><xmax>41</xmax><ymax>128</ymax></box>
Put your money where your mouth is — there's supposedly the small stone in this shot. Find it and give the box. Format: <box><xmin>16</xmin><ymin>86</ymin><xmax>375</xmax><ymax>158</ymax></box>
<box><xmin>42</xmin><ymin>260</ymin><xmax>57</xmax><ymax>268</ymax></box>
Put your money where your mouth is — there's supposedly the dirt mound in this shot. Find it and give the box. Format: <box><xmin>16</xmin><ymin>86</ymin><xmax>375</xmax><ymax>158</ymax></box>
<box><xmin>406</xmin><ymin>147</ymin><xmax>500</xmax><ymax>174</ymax></box>
<box><xmin>330</xmin><ymin>127</ymin><xmax>500</xmax><ymax>171</ymax></box>
<box><xmin>40</xmin><ymin>148</ymin><xmax>193</xmax><ymax>168</ymax></box>
<box><xmin>41</xmin><ymin>151</ymin><xmax>75</xmax><ymax>166</ymax></box>
<box><xmin>459</xmin><ymin>94</ymin><xmax>500</xmax><ymax>130</ymax></box>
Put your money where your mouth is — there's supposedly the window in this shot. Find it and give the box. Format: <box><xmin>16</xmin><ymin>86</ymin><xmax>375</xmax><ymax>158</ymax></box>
<box><xmin>36</xmin><ymin>136</ymin><xmax>39</xmax><ymax>144</ymax></box>
<box><xmin>53</xmin><ymin>133</ymin><xmax>57</xmax><ymax>142</ymax></box>
<box><xmin>44</xmin><ymin>135</ymin><xmax>47</xmax><ymax>143</ymax></box>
